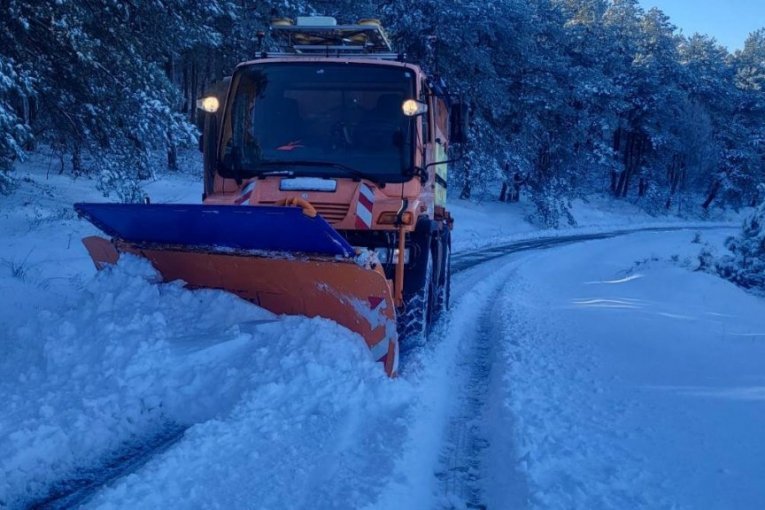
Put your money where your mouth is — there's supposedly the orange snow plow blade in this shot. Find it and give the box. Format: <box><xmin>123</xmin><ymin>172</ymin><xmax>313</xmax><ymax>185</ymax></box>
<box><xmin>82</xmin><ymin>236</ymin><xmax>399</xmax><ymax>376</ymax></box>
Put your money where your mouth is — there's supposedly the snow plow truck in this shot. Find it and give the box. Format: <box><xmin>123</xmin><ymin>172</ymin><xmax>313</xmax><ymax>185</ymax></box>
<box><xmin>74</xmin><ymin>17</ymin><xmax>467</xmax><ymax>377</ymax></box>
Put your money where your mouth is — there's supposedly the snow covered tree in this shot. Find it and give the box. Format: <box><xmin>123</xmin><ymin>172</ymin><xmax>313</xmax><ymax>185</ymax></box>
<box><xmin>0</xmin><ymin>0</ymin><xmax>761</xmax><ymax>214</ymax></box>
<box><xmin>728</xmin><ymin>30</ymin><xmax>765</xmax><ymax>206</ymax></box>
<box><xmin>695</xmin><ymin>30</ymin><xmax>765</xmax><ymax>210</ymax></box>
<box><xmin>716</xmin><ymin>184</ymin><xmax>765</xmax><ymax>292</ymax></box>
<box><xmin>675</xmin><ymin>34</ymin><xmax>730</xmax><ymax>208</ymax></box>
<box><xmin>379</xmin><ymin>0</ymin><xmax>535</xmax><ymax>200</ymax></box>
<box><xmin>0</xmin><ymin>0</ymin><xmax>237</xmax><ymax>199</ymax></box>
<box><xmin>735</xmin><ymin>29</ymin><xmax>765</xmax><ymax>92</ymax></box>
<box><xmin>0</xmin><ymin>55</ymin><xmax>32</xmax><ymax>193</ymax></box>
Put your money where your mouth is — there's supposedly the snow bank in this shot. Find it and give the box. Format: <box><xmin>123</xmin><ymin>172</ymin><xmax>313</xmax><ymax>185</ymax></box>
<box><xmin>83</xmin><ymin>323</ymin><xmax>411</xmax><ymax>510</ymax></box>
<box><xmin>450</xmin><ymin>196</ymin><xmax>744</xmax><ymax>253</ymax></box>
<box><xmin>0</xmin><ymin>256</ymin><xmax>408</xmax><ymax>509</ymax></box>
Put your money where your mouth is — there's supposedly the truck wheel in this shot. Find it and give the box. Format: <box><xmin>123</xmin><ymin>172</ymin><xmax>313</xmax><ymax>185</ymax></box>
<box><xmin>434</xmin><ymin>244</ymin><xmax>451</xmax><ymax>314</ymax></box>
<box><xmin>397</xmin><ymin>254</ymin><xmax>433</xmax><ymax>348</ymax></box>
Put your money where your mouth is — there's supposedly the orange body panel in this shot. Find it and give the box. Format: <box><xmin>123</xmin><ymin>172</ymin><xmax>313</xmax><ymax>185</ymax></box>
<box><xmin>205</xmin><ymin>177</ymin><xmax>422</xmax><ymax>233</ymax></box>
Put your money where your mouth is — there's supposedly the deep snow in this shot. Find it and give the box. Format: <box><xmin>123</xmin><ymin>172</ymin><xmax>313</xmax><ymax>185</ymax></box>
<box><xmin>481</xmin><ymin>230</ymin><xmax>765</xmax><ymax>509</ymax></box>
<box><xmin>1</xmin><ymin>150</ymin><xmax>764</xmax><ymax>509</ymax></box>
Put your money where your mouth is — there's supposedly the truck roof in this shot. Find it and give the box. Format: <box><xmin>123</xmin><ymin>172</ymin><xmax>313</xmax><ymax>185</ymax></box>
<box><xmin>235</xmin><ymin>56</ymin><xmax>423</xmax><ymax>75</ymax></box>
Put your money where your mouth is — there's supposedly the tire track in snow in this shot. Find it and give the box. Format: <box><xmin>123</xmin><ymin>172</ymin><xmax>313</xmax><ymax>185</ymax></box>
<box><xmin>435</xmin><ymin>290</ymin><xmax>500</xmax><ymax>509</ymax></box>
<box><xmin>29</xmin><ymin>425</ymin><xmax>187</xmax><ymax>510</ymax></box>
<box><xmin>373</xmin><ymin>255</ymin><xmax>527</xmax><ymax>510</ymax></box>
<box><xmin>434</xmin><ymin>256</ymin><xmax>532</xmax><ymax>510</ymax></box>
<box><xmin>431</xmin><ymin>230</ymin><xmax>633</xmax><ymax>508</ymax></box>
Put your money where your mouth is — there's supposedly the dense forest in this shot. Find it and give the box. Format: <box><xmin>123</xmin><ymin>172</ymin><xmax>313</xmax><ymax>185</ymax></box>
<box><xmin>1</xmin><ymin>0</ymin><xmax>763</xmax><ymax>225</ymax></box>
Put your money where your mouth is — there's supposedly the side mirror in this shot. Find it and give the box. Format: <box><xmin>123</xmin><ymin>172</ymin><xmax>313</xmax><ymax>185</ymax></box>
<box><xmin>450</xmin><ymin>102</ymin><xmax>469</xmax><ymax>145</ymax></box>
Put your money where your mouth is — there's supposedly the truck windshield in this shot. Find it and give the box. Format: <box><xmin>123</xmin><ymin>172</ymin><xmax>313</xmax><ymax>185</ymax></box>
<box><xmin>219</xmin><ymin>62</ymin><xmax>416</xmax><ymax>182</ymax></box>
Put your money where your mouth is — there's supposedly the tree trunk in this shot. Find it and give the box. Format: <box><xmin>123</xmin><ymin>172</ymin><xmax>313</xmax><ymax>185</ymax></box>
<box><xmin>615</xmin><ymin>129</ymin><xmax>648</xmax><ymax>198</ymax></box>
<box><xmin>58</xmin><ymin>148</ymin><xmax>65</xmax><ymax>176</ymax></box>
<box><xmin>190</xmin><ymin>59</ymin><xmax>199</xmax><ymax>125</ymax></box>
<box><xmin>71</xmin><ymin>142</ymin><xmax>82</xmax><ymax>176</ymax></box>
<box><xmin>183</xmin><ymin>61</ymin><xmax>189</xmax><ymax>116</ymax></box>
<box><xmin>460</xmin><ymin>164</ymin><xmax>471</xmax><ymax>200</ymax></box>
<box><xmin>615</xmin><ymin>169</ymin><xmax>628</xmax><ymax>197</ymax></box>
<box><xmin>702</xmin><ymin>180</ymin><xmax>720</xmax><ymax>210</ymax></box>
<box><xmin>666</xmin><ymin>157</ymin><xmax>683</xmax><ymax>209</ymax></box>
<box><xmin>167</xmin><ymin>137</ymin><xmax>178</xmax><ymax>171</ymax></box>
<box><xmin>499</xmin><ymin>182</ymin><xmax>508</xmax><ymax>202</ymax></box>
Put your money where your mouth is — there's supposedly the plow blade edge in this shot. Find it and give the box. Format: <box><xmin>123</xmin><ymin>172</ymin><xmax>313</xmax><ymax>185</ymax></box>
<box><xmin>74</xmin><ymin>202</ymin><xmax>356</xmax><ymax>257</ymax></box>
<box><xmin>76</xmin><ymin>203</ymin><xmax>398</xmax><ymax>376</ymax></box>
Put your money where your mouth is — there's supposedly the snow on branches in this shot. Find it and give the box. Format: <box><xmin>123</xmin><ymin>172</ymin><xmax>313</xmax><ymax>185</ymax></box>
<box><xmin>716</xmin><ymin>184</ymin><xmax>765</xmax><ymax>293</ymax></box>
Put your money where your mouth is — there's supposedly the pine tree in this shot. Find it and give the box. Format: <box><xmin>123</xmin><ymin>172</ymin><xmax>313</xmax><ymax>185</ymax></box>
<box><xmin>0</xmin><ymin>55</ymin><xmax>32</xmax><ymax>188</ymax></box>
<box><xmin>0</xmin><ymin>0</ymin><xmax>237</xmax><ymax>199</ymax></box>
<box><xmin>717</xmin><ymin>184</ymin><xmax>765</xmax><ymax>292</ymax></box>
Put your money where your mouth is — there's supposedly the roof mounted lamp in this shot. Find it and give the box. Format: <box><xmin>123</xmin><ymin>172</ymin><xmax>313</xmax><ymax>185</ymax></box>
<box><xmin>296</xmin><ymin>16</ymin><xmax>337</xmax><ymax>26</ymax></box>
<box><xmin>271</xmin><ymin>17</ymin><xmax>294</xmax><ymax>26</ymax></box>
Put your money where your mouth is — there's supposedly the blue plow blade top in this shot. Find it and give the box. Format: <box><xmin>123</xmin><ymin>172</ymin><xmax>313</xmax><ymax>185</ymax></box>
<box><xmin>74</xmin><ymin>203</ymin><xmax>356</xmax><ymax>258</ymax></box>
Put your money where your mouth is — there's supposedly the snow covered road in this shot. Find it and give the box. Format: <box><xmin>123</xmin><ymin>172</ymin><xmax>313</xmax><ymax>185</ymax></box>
<box><xmin>441</xmin><ymin>229</ymin><xmax>765</xmax><ymax>509</ymax></box>
<box><xmin>3</xmin><ymin>192</ymin><xmax>764</xmax><ymax>509</ymax></box>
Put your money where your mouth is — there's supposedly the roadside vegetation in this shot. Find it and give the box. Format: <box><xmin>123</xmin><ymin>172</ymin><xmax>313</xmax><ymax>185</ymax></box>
<box><xmin>715</xmin><ymin>185</ymin><xmax>765</xmax><ymax>293</ymax></box>
<box><xmin>1</xmin><ymin>0</ymin><xmax>763</xmax><ymax>224</ymax></box>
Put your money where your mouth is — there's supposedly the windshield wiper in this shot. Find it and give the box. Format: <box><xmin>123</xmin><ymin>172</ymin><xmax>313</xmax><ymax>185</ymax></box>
<box><xmin>255</xmin><ymin>160</ymin><xmax>386</xmax><ymax>188</ymax></box>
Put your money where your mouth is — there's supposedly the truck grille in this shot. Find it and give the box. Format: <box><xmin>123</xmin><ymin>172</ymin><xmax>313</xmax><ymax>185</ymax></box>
<box><xmin>260</xmin><ymin>201</ymin><xmax>350</xmax><ymax>224</ymax></box>
<box><xmin>313</xmin><ymin>202</ymin><xmax>350</xmax><ymax>223</ymax></box>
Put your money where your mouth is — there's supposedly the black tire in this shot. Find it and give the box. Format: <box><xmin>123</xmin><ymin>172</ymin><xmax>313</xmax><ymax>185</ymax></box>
<box><xmin>397</xmin><ymin>254</ymin><xmax>433</xmax><ymax>347</ymax></box>
<box><xmin>434</xmin><ymin>243</ymin><xmax>451</xmax><ymax>315</ymax></box>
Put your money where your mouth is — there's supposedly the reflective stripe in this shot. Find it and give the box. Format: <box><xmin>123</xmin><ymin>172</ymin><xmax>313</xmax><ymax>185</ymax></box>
<box><xmin>358</xmin><ymin>191</ymin><xmax>373</xmax><ymax>210</ymax></box>
<box><xmin>359</xmin><ymin>183</ymin><xmax>375</xmax><ymax>202</ymax></box>
<box><xmin>356</xmin><ymin>203</ymin><xmax>373</xmax><ymax>226</ymax></box>
<box><xmin>355</xmin><ymin>183</ymin><xmax>374</xmax><ymax>229</ymax></box>
<box><xmin>370</xmin><ymin>337</ymin><xmax>390</xmax><ymax>361</ymax></box>
<box><xmin>235</xmin><ymin>182</ymin><xmax>255</xmax><ymax>205</ymax></box>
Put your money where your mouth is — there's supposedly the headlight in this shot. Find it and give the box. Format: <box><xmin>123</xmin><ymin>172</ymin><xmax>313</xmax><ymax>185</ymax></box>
<box><xmin>196</xmin><ymin>96</ymin><xmax>220</xmax><ymax>113</ymax></box>
<box><xmin>373</xmin><ymin>247</ymin><xmax>410</xmax><ymax>264</ymax></box>
<box><xmin>377</xmin><ymin>211</ymin><xmax>414</xmax><ymax>225</ymax></box>
<box><xmin>402</xmin><ymin>99</ymin><xmax>428</xmax><ymax>117</ymax></box>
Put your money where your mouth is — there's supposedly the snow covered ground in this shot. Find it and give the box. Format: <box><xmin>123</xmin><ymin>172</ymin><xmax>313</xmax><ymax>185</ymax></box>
<box><xmin>476</xmin><ymin>230</ymin><xmax>765</xmax><ymax>509</ymax></box>
<box><xmin>449</xmin><ymin>194</ymin><xmax>741</xmax><ymax>253</ymax></box>
<box><xmin>1</xmin><ymin>152</ymin><xmax>764</xmax><ymax>509</ymax></box>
